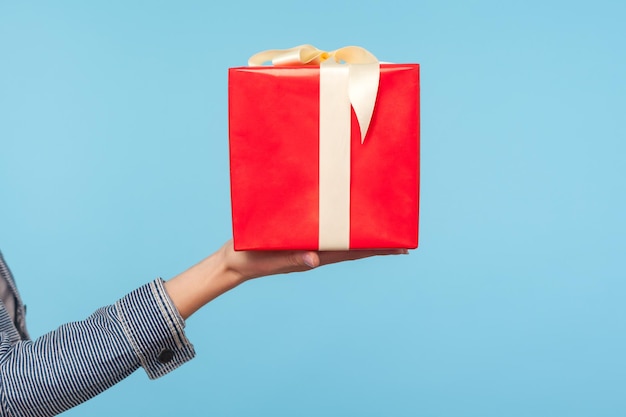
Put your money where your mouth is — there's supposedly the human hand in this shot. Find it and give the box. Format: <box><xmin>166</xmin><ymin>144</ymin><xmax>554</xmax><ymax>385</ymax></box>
<box><xmin>166</xmin><ymin>239</ymin><xmax>408</xmax><ymax>319</ymax></box>
<box><xmin>219</xmin><ymin>239</ymin><xmax>408</xmax><ymax>282</ymax></box>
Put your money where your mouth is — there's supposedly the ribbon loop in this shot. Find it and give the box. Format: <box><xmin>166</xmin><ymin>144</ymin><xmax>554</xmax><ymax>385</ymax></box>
<box><xmin>248</xmin><ymin>44</ymin><xmax>326</xmax><ymax>66</ymax></box>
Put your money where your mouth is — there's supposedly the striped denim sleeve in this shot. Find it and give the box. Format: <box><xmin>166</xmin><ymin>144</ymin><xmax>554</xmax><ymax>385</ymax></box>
<box><xmin>0</xmin><ymin>279</ymin><xmax>195</xmax><ymax>417</ymax></box>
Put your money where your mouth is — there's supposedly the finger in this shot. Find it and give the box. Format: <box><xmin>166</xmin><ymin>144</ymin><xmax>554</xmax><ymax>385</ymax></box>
<box><xmin>302</xmin><ymin>252</ymin><xmax>320</xmax><ymax>268</ymax></box>
<box><xmin>318</xmin><ymin>248</ymin><xmax>408</xmax><ymax>266</ymax></box>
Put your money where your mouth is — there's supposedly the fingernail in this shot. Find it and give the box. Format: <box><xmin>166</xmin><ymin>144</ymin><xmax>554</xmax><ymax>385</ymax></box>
<box><xmin>303</xmin><ymin>253</ymin><xmax>316</xmax><ymax>268</ymax></box>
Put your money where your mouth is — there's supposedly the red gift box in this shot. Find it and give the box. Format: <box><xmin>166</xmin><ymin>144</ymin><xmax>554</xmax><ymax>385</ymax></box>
<box><xmin>228</xmin><ymin>62</ymin><xmax>419</xmax><ymax>250</ymax></box>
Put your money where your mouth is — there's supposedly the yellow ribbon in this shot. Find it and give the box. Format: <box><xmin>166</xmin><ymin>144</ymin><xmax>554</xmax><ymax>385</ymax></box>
<box><xmin>248</xmin><ymin>45</ymin><xmax>381</xmax><ymax>250</ymax></box>
<box><xmin>248</xmin><ymin>44</ymin><xmax>378</xmax><ymax>67</ymax></box>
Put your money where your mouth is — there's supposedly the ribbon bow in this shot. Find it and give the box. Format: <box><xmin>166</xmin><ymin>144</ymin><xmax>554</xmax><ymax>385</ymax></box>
<box><xmin>248</xmin><ymin>45</ymin><xmax>380</xmax><ymax>143</ymax></box>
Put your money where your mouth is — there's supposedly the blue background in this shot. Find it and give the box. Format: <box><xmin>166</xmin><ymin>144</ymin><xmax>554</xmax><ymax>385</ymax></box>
<box><xmin>1</xmin><ymin>1</ymin><xmax>625</xmax><ymax>416</ymax></box>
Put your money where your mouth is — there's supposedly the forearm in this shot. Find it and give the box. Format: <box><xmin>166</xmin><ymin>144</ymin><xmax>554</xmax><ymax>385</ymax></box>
<box><xmin>0</xmin><ymin>280</ymin><xmax>195</xmax><ymax>417</ymax></box>
<box><xmin>163</xmin><ymin>245</ymin><xmax>243</xmax><ymax>320</ymax></box>
<box><xmin>0</xmin><ymin>306</ymin><xmax>138</xmax><ymax>417</ymax></box>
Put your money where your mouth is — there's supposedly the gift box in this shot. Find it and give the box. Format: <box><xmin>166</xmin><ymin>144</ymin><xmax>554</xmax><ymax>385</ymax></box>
<box><xmin>228</xmin><ymin>46</ymin><xmax>419</xmax><ymax>250</ymax></box>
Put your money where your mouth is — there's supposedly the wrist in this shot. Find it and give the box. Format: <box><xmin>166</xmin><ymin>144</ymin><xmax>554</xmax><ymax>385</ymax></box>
<box><xmin>216</xmin><ymin>242</ymin><xmax>249</xmax><ymax>285</ymax></box>
<box><xmin>164</xmin><ymin>248</ymin><xmax>246</xmax><ymax>320</ymax></box>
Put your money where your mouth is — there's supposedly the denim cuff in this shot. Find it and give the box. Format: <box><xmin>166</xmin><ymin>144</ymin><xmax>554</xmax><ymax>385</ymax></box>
<box><xmin>115</xmin><ymin>278</ymin><xmax>195</xmax><ymax>379</ymax></box>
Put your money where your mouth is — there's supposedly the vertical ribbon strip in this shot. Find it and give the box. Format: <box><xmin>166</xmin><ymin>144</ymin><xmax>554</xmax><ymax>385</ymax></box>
<box><xmin>318</xmin><ymin>60</ymin><xmax>351</xmax><ymax>250</ymax></box>
<box><xmin>248</xmin><ymin>45</ymin><xmax>380</xmax><ymax>249</ymax></box>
